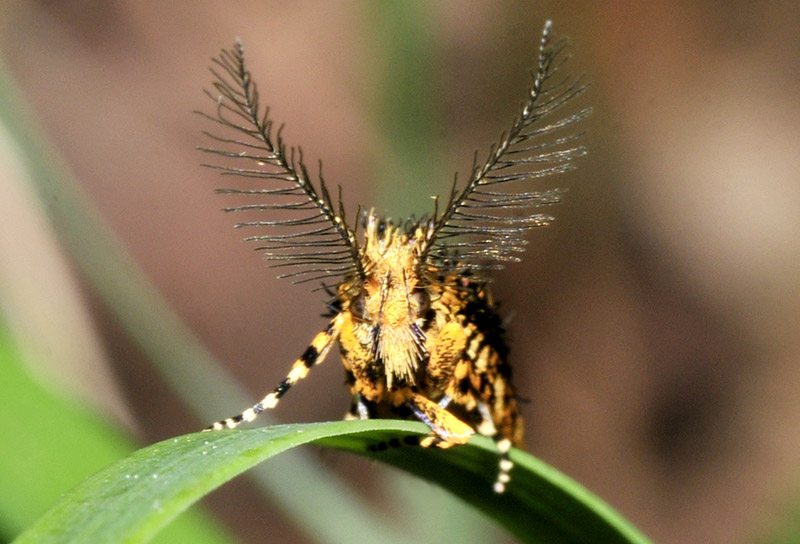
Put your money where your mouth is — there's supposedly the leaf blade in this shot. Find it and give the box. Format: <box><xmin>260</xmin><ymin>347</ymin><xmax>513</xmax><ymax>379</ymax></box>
<box><xmin>14</xmin><ymin>421</ymin><xmax>652</xmax><ymax>544</ymax></box>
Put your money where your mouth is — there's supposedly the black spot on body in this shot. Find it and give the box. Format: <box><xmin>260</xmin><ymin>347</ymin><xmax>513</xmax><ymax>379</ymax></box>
<box><xmin>359</xmin><ymin>359</ymin><xmax>384</xmax><ymax>384</ymax></box>
<box><xmin>497</xmin><ymin>360</ymin><xmax>512</xmax><ymax>379</ymax></box>
<box><xmin>460</xmin><ymin>296</ymin><xmax>509</xmax><ymax>362</ymax></box>
<box><xmin>458</xmin><ymin>376</ymin><xmax>472</xmax><ymax>395</ymax></box>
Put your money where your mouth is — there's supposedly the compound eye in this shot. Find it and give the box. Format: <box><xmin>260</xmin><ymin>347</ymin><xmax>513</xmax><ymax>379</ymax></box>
<box><xmin>349</xmin><ymin>292</ymin><xmax>369</xmax><ymax>322</ymax></box>
<box><xmin>410</xmin><ymin>289</ymin><xmax>430</xmax><ymax>317</ymax></box>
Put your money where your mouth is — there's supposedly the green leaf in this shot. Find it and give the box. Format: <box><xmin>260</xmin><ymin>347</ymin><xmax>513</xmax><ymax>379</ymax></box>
<box><xmin>14</xmin><ymin>420</ymin><xmax>653</xmax><ymax>544</ymax></box>
<box><xmin>0</xmin><ymin>324</ymin><xmax>236</xmax><ymax>544</ymax></box>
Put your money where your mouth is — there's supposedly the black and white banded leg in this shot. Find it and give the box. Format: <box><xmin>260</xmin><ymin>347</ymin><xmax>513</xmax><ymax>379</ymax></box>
<box><xmin>204</xmin><ymin>316</ymin><xmax>341</xmax><ymax>431</ymax></box>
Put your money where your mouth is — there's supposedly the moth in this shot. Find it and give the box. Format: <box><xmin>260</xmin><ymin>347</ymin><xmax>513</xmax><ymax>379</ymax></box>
<box><xmin>198</xmin><ymin>20</ymin><xmax>590</xmax><ymax>493</ymax></box>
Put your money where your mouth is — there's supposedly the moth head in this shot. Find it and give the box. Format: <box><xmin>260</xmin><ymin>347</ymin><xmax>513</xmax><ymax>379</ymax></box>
<box><xmin>343</xmin><ymin>210</ymin><xmax>433</xmax><ymax>388</ymax></box>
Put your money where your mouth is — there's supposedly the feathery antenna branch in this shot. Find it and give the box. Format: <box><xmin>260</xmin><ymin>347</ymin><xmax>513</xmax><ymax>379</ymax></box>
<box><xmin>196</xmin><ymin>39</ymin><xmax>363</xmax><ymax>288</ymax></box>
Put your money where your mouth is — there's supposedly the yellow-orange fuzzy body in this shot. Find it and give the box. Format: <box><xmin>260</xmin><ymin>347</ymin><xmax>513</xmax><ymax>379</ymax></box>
<box><xmin>336</xmin><ymin>211</ymin><xmax>523</xmax><ymax>449</ymax></box>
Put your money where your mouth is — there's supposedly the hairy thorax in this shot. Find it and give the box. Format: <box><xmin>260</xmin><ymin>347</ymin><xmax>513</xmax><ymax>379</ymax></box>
<box><xmin>338</xmin><ymin>212</ymin><xmax>438</xmax><ymax>400</ymax></box>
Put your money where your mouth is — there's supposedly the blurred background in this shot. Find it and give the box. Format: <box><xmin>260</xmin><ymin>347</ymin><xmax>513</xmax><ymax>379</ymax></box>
<box><xmin>1</xmin><ymin>1</ymin><xmax>799</xmax><ymax>543</ymax></box>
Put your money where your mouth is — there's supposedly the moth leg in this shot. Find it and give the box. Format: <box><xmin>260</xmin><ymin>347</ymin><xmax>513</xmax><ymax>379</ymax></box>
<box><xmin>475</xmin><ymin>401</ymin><xmax>498</xmax><ymax>437</ymax></box>
<box><xmin>438</xmin><ymin>393</ymin><xmax>494</xmax><ymax>438</ymax></box>
<box><xmin>492</xmin><ymin>437</ymin><xmax>514</xmax><ymax>494</ymax></box>
<box><xmin>445</xmin><ymin>347</ymin><xmax>518</xmax><ymax>494</ymax></box>
<box><xmin>205</xmin><ymin>315</ymin><xmax>342</xmax><ymax>431</ymax></box>
<box><xmin>406</xmin><ymin>392</ymin><xmax>474</xmax><ymax>449</ymax></box>
<box><xmin>344</xmin><ymin>394</ymin><xmax>374</xmax><ymax>421</ymax></box>
<box><xmin>465</xmin><ymin>396</ymin><xmax>514</xmax><ymax>493</ymax></box>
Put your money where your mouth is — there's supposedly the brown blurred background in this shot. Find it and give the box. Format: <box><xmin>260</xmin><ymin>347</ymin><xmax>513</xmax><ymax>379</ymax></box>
<box><xmin>2</xmin><ymin>1</ymin><xmax>799</xmax><ymax>543</ymax></box>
